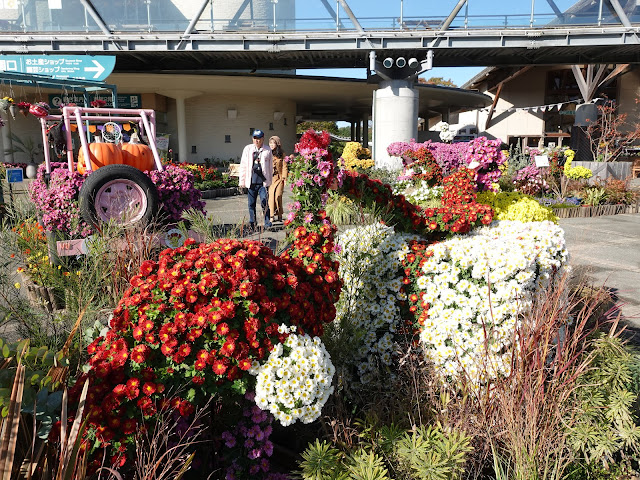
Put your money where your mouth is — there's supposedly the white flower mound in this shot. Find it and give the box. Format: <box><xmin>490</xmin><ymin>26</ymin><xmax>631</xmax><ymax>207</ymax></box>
<box><xmin>335</xmin><ymin>224</ymin><xmax>419</xmax><ymax>385</ymax></box>
<box><xmin>251</xmin><ymin>331</ymin><xmax>335</xmax><ymax>426</ymax></box>
<box><xmin>416</xmin><ymin>220</ymin><xmax>568</xmax><ymax>385</ymax></box>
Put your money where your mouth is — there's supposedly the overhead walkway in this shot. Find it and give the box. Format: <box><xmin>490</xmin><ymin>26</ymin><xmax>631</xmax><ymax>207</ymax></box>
<box><xmin>0</xmin><ymin>0</ymin><xmax>639</xmax><ymax>69</ymax></box>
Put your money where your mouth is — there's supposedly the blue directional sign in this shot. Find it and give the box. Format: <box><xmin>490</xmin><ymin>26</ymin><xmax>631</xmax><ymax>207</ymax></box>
<box><xmin>0</xmin><ymin>55</ymin><xmax>115</xmax><ymax>81</ymax></box>
<box><xmin>6</xmin><ymin>168</ymin><xmax>24</xmax><ymax>184</ymax></box>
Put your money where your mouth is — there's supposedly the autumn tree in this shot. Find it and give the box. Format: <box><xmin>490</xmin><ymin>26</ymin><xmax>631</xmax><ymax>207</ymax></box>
<box><xmin>296</xmin><ymin>121</ymin><xmax>339</xmax><ymax>135</ymax></box>
<box><xmin>583</xmin><ymin>100</ymin><xmax>640</xmax><ymax>162</ymax></box>
<box><xmin>418</xmin><ymin>77</ymin><xmax>457</xmax><ymax>87</ymax></box>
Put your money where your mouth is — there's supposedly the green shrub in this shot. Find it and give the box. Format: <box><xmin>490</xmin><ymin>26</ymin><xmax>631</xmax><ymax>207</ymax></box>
<box><xmin>569</xmin><ymin>334</ymin><xmax>640</xmax><ymax>466</ymax></box>
<box><xmin>298</xmin><ymin>423</ymin><xmax>471</xmax><ymax>480</ymax></box>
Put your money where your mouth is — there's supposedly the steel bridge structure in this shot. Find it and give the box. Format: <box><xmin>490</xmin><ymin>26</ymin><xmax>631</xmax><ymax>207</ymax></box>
<box><xmin>0</xmin><ymin>0</ymin><xmax>639</xmax><ymax>70</ymax></box>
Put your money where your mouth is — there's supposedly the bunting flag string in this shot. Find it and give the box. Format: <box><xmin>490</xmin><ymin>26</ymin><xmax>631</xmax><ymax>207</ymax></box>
<box><xmin>482</xmin><ymin>97</ymin><xmax>603</xmax><ymax>114</ymax></box>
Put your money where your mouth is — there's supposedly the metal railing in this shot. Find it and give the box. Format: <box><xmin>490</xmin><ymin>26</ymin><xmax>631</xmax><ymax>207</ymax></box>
<box><xmin>0</xmin><ymin>2</ymin><xmax>637</xmax><ymax>34</ymax></box>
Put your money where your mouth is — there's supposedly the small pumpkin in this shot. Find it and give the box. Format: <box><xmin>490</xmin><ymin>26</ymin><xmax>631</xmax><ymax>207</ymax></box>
<box><xmin>77</xmin><ymin>136</ymin><xmax>123</xmax><ymax>174</ymax></box>
<box><xmin>121</xmin><ymin>132</ymin><xmax>155</xmax><ymax>172</ymax></box>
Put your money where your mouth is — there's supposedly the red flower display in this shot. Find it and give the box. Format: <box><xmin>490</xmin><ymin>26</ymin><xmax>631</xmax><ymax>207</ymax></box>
<box><xmin>78</xmin><ymin>128</ymin><xmax>492</xmax><ymax>471</ymax></box>
<box><xmin>338</xmin><ymin>167</ymin><xmax>493</xmax><ymax>239</ymax></box>
<box><xmin>402</xmin><ymin>147</ymin><xmax>443</xmax><ymax>186</ymax></box>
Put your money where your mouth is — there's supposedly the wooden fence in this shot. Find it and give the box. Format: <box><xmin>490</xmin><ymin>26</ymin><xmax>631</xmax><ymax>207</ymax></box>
<box><xmin>553</xmin><ymin>203</ymin><xmax>638</xmax><ymax>219</ymax></box>
<box><xmin>573</xmin><ymin>161</ymin><xmax>631</xmax><ymax>183</ymax></box>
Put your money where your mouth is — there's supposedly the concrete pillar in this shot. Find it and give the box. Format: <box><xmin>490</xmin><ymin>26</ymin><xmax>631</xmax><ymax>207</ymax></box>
<box><xmin>355</xmin><ymin>120</ymin><xmax>361</xmax><ymax>144</ymax></box>
<box><xmin>2</xmin><ymin>115</ymin><xmax>14</xmax><ymax>163</ymax></box>
<box><xmin>157</xmin><ymin>89</ymin><xmax>202</xmax><ymax>163</ymax></box>
<box><xmin>372</xmin><ymin>79</ymin><xmax>418</xmax><ymax>169</ymax></box>
<box><xmin>350</xmin><ymin>121</ymin><xmax>355</xmax><ymax>141</ymax></box>
<box><xmin>362</xmin><ymin>113</ymin><xmax>369</xmax><ymax>149</ymax></box>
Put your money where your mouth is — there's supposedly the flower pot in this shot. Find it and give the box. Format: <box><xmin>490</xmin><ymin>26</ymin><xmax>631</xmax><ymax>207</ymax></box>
<box><xmin>25</xmin><ymin>163</ymin><xmax>37</xmax><ymax>179</ymax></box>
<box><xmin>29</xmin><ymin>104</ymin><xmax>49</xmax><ymax>118</ymax></box>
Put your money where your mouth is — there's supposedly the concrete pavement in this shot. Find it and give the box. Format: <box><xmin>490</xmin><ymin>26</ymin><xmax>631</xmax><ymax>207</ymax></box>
<box><xmin>559</xmin><ymin>213</ymin><xmax>640</xmax><ymax>327</ymax></box>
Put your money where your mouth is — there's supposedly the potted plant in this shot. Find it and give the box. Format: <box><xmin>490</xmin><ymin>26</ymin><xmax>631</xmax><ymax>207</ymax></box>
<box><xmin>0</xmin><ymin>95</ymin><xmax>13</xmax><ymax>113</ymax></box>
<box><xmin>4</xmin><ymin>133</ymin><xmax>43</xmax><ymax>178</ymax></box>
<box><xmin>16</xmin><ymin>101</ymin><xmax>30</xmax><ymax>116</ymax></box>
<box><xmin>29</xmin><ymin>101</ymin><xmax>50</xmax><ymax>118</ymax></box>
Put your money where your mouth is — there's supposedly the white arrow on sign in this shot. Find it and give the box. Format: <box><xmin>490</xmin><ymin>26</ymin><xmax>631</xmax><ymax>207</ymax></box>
<box><xmin>85</xmin><ymin>60</ymin><xmax>105</xmax><ymax>79</ymax></box>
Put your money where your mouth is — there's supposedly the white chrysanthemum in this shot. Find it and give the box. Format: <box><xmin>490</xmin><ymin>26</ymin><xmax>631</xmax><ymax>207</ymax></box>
<box><xmin>251</xmin><ymin>333</ymin><xmax>335</xmax><ymax>426</ymax></box>
<box><xmin>417</xmin><ymin>220</ymin><xmax>568</xmax><ymax>387</ymax></box>
<box><xmin>334</xmin><ymin>224</ymin><xmax>420</xmax><ymax>384</ymax></box>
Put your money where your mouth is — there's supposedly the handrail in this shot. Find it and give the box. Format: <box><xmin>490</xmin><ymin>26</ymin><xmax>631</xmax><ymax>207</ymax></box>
<box><xmin>3</xmin><ymin>12</ymin><xmax>638</xmax><ymax>35</ymax></box>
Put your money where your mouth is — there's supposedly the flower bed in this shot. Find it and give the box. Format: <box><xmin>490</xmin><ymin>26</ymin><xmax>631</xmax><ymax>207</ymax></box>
<box><xmin>199</xmin><ymin>186</ymin><xmax>244</xmax><ymax>199</ymax></box>
<box><xmin>29</xmin><ymin>162</ymin><xmax>205</xmax><ymax>235</ymax></box>
<box><xmin>411</xmin><ymin>220</ymin><xmax>568</xmax><ymax>384</ymax></box>
<box><xmin>2</xmin><ymin>128</ymin><xmax>637</xmax><ymax>480</ymax></box>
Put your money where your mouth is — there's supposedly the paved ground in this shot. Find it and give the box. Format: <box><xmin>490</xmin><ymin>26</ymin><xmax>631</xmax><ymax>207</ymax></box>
<box><xmin>559</xmin><ymin>213</ymin><xmax>640</xmax><ymax>326</ymax></box>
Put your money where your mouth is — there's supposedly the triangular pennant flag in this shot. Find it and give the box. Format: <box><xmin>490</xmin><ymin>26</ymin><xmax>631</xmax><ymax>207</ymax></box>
<box><xmin>508</xmin><ymin>108</ymin><xmax>515</xmax><ymax>112</ymax></box>
<box><xmin>541</xmin><ymin>106</ymin><xmax>547</xmax><ymax>112</ymax></box>
<box><xmin>532</xmin><ymin>107</ymin><xmax>538</xmax><ymax>113</ymax></box>
<box><xmin>556</xmin><ymin>103</ymin><xmax>563</xmax><ymax>110</ymax></box>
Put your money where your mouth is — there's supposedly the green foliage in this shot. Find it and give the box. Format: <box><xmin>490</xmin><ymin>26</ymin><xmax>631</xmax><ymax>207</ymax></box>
<box><xmin>363</xmin><ymin>168</ymin><xmax>402</xmax><ymax>187</ymax></box>
<box><xmin>325</xmin><ymin>192</ymin><xmax>360</xmax><ymax>226</ymax></box>
<box><xmin>346</xmin><ymin>449</ymin><xmax>389</xmax><ymax>480</ymax></box>
<box><xmin>581</xmin><ymin>187</ymin><xmax>607</xmax><ymax>206</ymax></box>
<box><xmin>419</xmin><ymin>77</ymin><xmax>457</xmax><ymax>87</ymax></box>
<box><xmin>299</xmin><ymin>423</ymin><xmax>471</xmax><ymax>480</ymax></box>
<box><xmin>299</xmin><ymin>439</ymin><xmax>344</xmax><ymax>480</ymax></box>
<box><xmin>0</xmin><ymin>338</ymin><xmax>67</xmax><ymax>437</ymax></box>
<box><xmin>297</xmin><ymin>121</ymin><xmax>339</xmax><ymax>135</ymax></box>
<box><xmin>569</xmin><ymin>334</ymin><xmax>640</xmax><ymax>465</ymax></box>
<box><xmin>506</xmin><ymin>141</ymin><xmax>529</xmax><ymax>176</ymax></box>
<box><xmin>393</xmin><ymin>426</ymin><xmax>471</xmax><ymax>480</ymax></box>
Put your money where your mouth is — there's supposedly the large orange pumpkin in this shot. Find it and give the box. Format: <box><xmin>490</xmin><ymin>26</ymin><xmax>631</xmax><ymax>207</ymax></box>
<box><xmin>121</xmin><ymin>133</ymin><xmax>155</xmax><ymax>171</ymax></box>
<box><xmin>77</xmin><ymin>138</ymin><xmax>123</xmax><ymax>174</ymax></box>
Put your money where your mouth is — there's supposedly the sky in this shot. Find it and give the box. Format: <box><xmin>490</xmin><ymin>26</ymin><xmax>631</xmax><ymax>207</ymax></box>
<box><xmin>292</xmin><ymin>0</ymin><xmax>576</xmax><ymax>86</ymax></box>
<box><xmin>297</xmin><ymin>66</ymin><xmax>485</xmax><ymax>88</ymax></box>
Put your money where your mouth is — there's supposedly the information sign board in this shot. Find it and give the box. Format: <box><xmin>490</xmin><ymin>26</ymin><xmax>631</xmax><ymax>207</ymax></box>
<box><xmin>534</xmin><ymin>155</ymin><xmax>550</xmax><ymax>167</ymax></box>
<box><xmin>0</xmin><ymin>55</ymin><xmax>115</xmax><ymax>81</ymax></box>
<box><xmin>6</xmin><ymin>168</ymin><xmax>23</xmax><ymax>183</ymax></box>
<box><xmin>49</xmin><ymin>93</ymin><xmax>141</xmax><ymax>109</ymax></box>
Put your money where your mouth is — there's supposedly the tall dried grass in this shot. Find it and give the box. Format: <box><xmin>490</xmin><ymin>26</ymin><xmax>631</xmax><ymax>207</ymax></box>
<box><xmin>436</xmin><ymin>273</ymin><xmax>619</xmax><ymax>480</ymax></box>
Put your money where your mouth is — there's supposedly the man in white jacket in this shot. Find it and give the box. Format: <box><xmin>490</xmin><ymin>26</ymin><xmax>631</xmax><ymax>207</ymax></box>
<box><xmin>238</xmin><ymin>129</ymin><xmax>274</xmax><ymax>230</ymax></box>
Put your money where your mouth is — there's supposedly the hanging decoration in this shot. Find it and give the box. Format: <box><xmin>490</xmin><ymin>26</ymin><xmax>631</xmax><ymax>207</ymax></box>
<box><xmin>481</xmin><ymin>97</ymin><xmax>603</xmax><ymax>115</ymax></box>
<box><xmin>17</xmin><ymin>101</ymin><xmax>32</xmax><ymax>116</ymax></box>
<box><xmin>101</xmin><ymin>121</ymin><xmax>122</xmax><ymax>144</ymax></box>
<box><xmin>29</xmin><ymin>101</ymin><xmax>50</xmax><ymax>118</ymax></box>
<box><xmin>0</xmin><ymin>96</ymin><xmax>13</xmax><ymax>113</ymax></box>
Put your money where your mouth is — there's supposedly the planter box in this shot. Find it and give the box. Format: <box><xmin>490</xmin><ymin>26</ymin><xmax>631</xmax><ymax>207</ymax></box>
<box><xmin>553</xmin><ymin>203</ymin><xmax>638</xmax><ymax>219</ymax></box>
<box><xmin>19</xmin><ymin>273</ymin><xmax>65</xmax><ymax>313</ymax></box>
<box><xmin>200</xmin><ymin>187</ymin><xmax>243</xmax><ymax>199</ymax></box>
<box><xmin>573</xmin><ymin>161</ymin><xmax>631</xmax><ymax>183</ymax></box>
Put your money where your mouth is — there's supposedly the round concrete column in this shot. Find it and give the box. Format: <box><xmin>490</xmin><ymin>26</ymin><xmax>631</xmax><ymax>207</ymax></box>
<box><xmin>158</xmin><ymin>89</ymin><xmax>202</xmax><ymax>163</ymax></box>
<box><xmin>372</xmin><ymin>79</ymin><xmax>418</xmax><ymax>169</ymax></box>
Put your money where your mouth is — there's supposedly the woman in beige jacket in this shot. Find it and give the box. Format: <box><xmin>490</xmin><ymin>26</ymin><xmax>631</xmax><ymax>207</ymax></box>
<box><xmin>267</xmin><ymin>136</ymin><xmax>288</xmax><ymax>223</ymax></box>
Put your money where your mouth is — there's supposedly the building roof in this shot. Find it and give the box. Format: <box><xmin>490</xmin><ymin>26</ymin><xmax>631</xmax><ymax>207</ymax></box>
<box><xmin>109</xmin><ymin>71</ymin><xmax>492</xmax><ymax>120</ymax></box>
